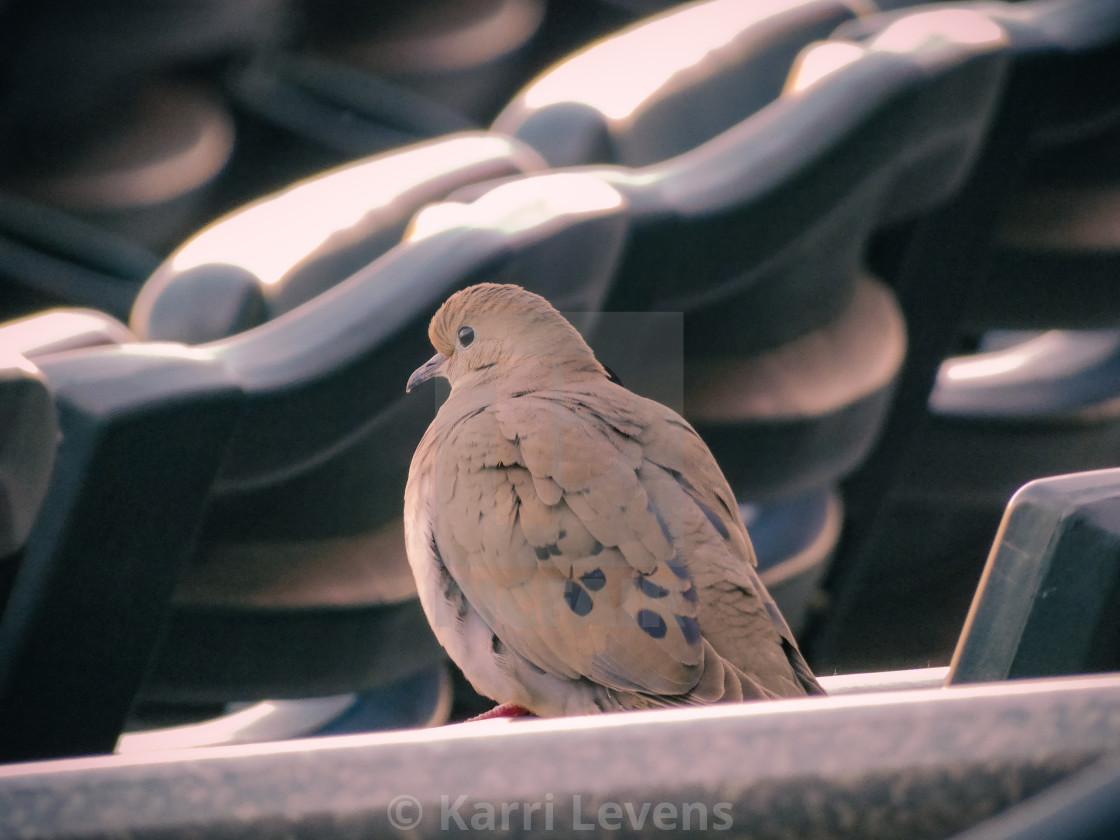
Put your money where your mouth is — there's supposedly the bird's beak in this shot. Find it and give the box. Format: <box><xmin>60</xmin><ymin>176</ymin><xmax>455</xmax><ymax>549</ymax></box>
<box><xmin>406</xmin><ymin>352</ymin><xmax>448</xmax><ymax>392</ymax></box>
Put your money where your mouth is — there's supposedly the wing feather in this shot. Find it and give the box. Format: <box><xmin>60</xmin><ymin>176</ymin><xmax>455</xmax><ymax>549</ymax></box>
<box><xmin>430</xmin><ymin>393</ymin><xmax>706</xmax><ymax>696</ymax></box>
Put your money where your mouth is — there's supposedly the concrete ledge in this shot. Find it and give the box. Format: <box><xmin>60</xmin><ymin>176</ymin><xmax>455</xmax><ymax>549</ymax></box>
<box><xmin>3</xmin><ymin>673</ymin><xmax>1120</xmax><ymax>838</ymax></box>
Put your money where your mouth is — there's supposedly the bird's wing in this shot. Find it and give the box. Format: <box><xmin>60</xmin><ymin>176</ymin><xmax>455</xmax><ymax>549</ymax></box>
<box><xmin>635</xmin><ymin>394</ymin><xmax>825</xmax><ymax>696</ymax></box>
<box><xmin>429</xmin><ymin>391</ymin><xmax>707</xmax><ymax>697</ymax></box>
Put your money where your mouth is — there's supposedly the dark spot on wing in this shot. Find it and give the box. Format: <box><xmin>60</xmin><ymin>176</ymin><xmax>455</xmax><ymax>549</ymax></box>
<box><xmin>636</xmin><ymin>609</ymin><xmax>667</xmax><ymax>639</ymax></box>
<box><xmin>580</xmin><ymin>569</ymin><xmax>607</xmax><ymax>591</ymax></box>
<box><xmin>676</xmin><ymin>614</ymin><xmax>702</xmax><ymax>645</ymax></box>
<box><xmin>491</xmin><ymin>634</ymin><xmax>503</xmax><ymax>654</ymax></box>
<box><xmin>636</xmin><ymin>576</ymin><xmax>670</xmax><ymax>599</ymax></box>
<box><xmin>666</xmin><ymin>555</ymin><xmax>690</xmax><ymax>580</ymax></box>
<box><xmin>431</xmin><ymin>536</ymin><xmax>468</xmax><ymax>616</ymax></box>
<box><xmin>681</xmin><ymin>584</ymin><xmax>699</xmax><ymax>603</ymax></box>
<box><xmin>563</xmin><ymin>580</ymin><xmax>593</xmax><ymax>616</ymax></box>
<box><xmin>675</xmin><ymin>473</ymin><xmax>733</xmax><ymax>540</ymax></box>
<box><xmin>648</xmin><ymin>499</ymin><xmax>674</xmax><ymax>544</ymax></box>
<box><xmin>589</xmin><ymin>540</ymin><xmax>604</xmax><ymax>556</ymax></box>
<box><xmin>695</xmin><ymin>498</ymin><xmax>730</xmax><ymax>539</ymax></box>
<box><xmin>535</xmin><ymin>542</ymin><xmax>562</xmax><ymax>560</ymax></box>
<box><xmin>430</xmin><ymin>534</ymin><xmax>446</xmax><ymax>570</ymax></box>
<box><xmin>442</xmin><ymin>573</ymin><xmax>459</xmax><ymax>602</ymax></box>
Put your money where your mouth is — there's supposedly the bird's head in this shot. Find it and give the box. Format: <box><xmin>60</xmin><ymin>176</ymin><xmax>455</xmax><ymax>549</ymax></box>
<box><xmin>406</xmin><ymin>283</ymin><xmax>607</xmax><ymax>393</ymax></box>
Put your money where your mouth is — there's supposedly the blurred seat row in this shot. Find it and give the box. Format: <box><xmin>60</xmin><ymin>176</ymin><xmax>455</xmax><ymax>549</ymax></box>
<box><xmin>1</xmin><ymin>0</ymin><xmax>1119</xmax><ymax>764</ymax></box>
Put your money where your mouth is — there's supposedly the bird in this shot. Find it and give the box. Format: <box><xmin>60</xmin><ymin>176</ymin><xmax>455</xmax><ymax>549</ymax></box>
<box><xmin>404</xmin><ymin>282</ymin><xmax>824</xmax><ymax>718</ymax></box>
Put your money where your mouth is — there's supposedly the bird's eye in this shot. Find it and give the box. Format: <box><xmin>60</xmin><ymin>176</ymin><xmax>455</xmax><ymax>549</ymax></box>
<box><xmin>457</xmin><ymin>325</ymin><xmax>475</xmax><ymax>348</ymax></box>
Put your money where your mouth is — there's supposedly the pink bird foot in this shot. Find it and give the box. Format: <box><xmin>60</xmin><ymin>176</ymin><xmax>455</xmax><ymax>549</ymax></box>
<box><xmin>467</xmin><ymin>703</ymin><xmax>535</xmax><ymax>721</ymax></box>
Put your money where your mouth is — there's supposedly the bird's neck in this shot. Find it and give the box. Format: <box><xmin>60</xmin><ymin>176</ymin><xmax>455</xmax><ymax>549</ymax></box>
<box><xmin>451</xmin><ymin>354</ymin><xmax>608</xmax><ymax>403</ymax></box>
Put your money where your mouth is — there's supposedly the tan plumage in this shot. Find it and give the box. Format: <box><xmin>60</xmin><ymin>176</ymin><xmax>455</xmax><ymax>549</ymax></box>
<box><xmin>404</xmin><ymin>283</ymin><xmax>823</xmax><ymax>716</ymax></box>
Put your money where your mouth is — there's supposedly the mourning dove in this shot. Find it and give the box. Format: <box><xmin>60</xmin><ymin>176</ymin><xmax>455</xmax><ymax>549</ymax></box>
<box><xmin>404</xmin><ymin>283</ymin><xmax>824</xmax><ymax>717</ymax></box>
